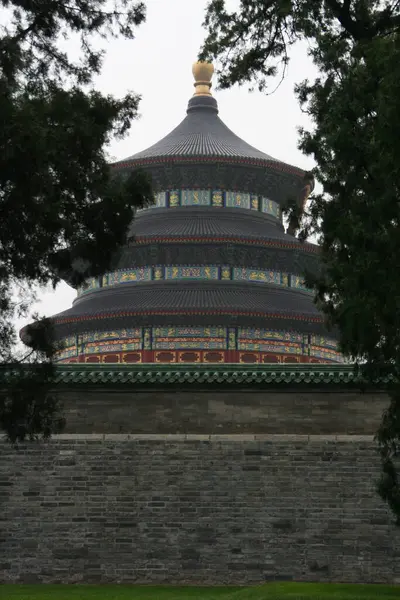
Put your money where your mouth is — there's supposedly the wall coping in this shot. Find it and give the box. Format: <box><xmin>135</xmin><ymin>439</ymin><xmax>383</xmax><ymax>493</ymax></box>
<box><xmin>0</xmin><ymin>433</ymin><xmax>376</xmax><ymax>442</ymax></box>
<box><xmin>0</xmin><ymin>362</ymin><xmax>394</xmax><ymax>389</ymax></box>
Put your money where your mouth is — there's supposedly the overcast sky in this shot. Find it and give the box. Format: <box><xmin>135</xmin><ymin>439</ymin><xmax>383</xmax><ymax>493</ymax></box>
<box><xmin>17</xmin><ymin>0</ymin><xmax>319</xmax><ymax>336</ymax></box>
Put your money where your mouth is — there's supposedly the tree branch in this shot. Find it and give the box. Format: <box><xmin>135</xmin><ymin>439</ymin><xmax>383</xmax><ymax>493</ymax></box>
<box><xmin>325</xmin><ymin>0</ymin><xmax>372</xmax><ymax>40</ymax></box>
<box><xmin>373</xmin><ymin>12</ymin><xmax>400</xmax><ymax>35</ymax></box>
<box><xmin>3</xmin><ymin>16</ymin><xmax>41</xmax><ymax>45</ymax></box>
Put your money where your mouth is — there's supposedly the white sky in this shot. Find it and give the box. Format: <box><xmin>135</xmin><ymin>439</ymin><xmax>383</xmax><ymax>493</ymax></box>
<box><xmin>17</xmin><ymin>0</ymin><xmax>320</xmax><ymax>336</ymax></box>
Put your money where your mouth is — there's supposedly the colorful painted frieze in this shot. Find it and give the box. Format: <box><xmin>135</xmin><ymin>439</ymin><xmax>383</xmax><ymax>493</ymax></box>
<box><xmin>221</xmin><ymin>266</ymin><xmax>231</xmax><ymax>280</ymax></box>
<box><xmin>281</xmin><ymin>273</ymin><xmax>289</xmax><ymax>286</ymax></box>
<box><xmin>181</xmin><ymin>189</ymin><xmax>210</xmax><ymax>206</ymax></box>
<box><xmin>153</xmin><ymin>326</ymin><xmax>226</xmax><ymax>338</ymax></box>
<box><xmin>311</xmin><ymin>335</ymin><xmax>338</xmax><ymax>350</ymax></box>
<box><xmin>211</xmin><ymin>190</ymin><xmax>223</xmax><ymax>206</ymax></box>
<box><xmin>165</xmin><ymin>266</ymin><xmax>219</xmax><ymax>280</ymax></box>
<box><xmin>233</xmin><ymin>268</ymin><xmax>282</xmax><ymax>285</ymax></box>
<box><xmin>228</xmin><ymin>328</ymin><xmax>236</xmax><ymax>350</ymax></box>
<box><xmin>261</xmin><ymin>197</ymin><xmax>280</xmax><ymax>218</ymax></box>
<box><xmin>80</xmin><ymin>329</ymin><xmax>141</xmax><ymax>343</ymax></box>
<box><xmin>107</xmin><ymin>272</ymin><xmax>120</xmax><ymax>286</ymax></box>
<box><xmin>156</xmin><ymin>191</ymin><xmax>167</xmax><ymax>207</ymax></box>
<box><xmin>85</xmin><ymin>338</ymin><xmax>141</xmax><ymax>354</ymax></box>
<box><xmin>85</xmin><ymin>278</ymin><xmax>98</xmax><ymax>291</ymax></box>
<box><xmin>55</xmin><ymin>346</ymin><xmax>77</xmax><ymax>360</ymax></box>
<box><xmin>143</xmin><ymin>328</ymin><xmax>152</xmax><ymax>350</ymax></box>
<box><xmin>54</xmin><ymin>328</ymin><xmax>343</xmax><ymax>362</ymax></box>
<box><xmin>250</xmin><ymin>195</ymin><xmax>259</xmax><ymax>211</ymax></box>
<box><xmin>238</xmin><ymin>328</ymin><xmax>303</xmax><ymax>344</ymax></box>
<box><xmin>152</xmin><ymin>326</ymin><xmax>227</xmax><ymax>350</ymax></box>
<box><xmin>58</xmin><ymin>335</ymin><xmax>76</xmax><ymax>349</ymax></box>
<box><xmin>107</xmin><ymin>268</ymin><xmax>152</xmax><ymax>285</ymax></box>
<box><xmin>78</xmin><ymin>277</ymin><xmax>100</xmax><ymax>296</ymax></box>
<box><xmin>153</xmin><ymin>267</ymin><xmax>163</xmax><ymax>280</ymax></box>
<box><xmin>153</xmin><ymin>338</ymin><xmax>226</xmax><ymax>350</ymax></box>
<box><xmin>133</xmin><ymin>188</ymin><xmax>283</xmax><ymax>218</ymax></box>
<box><xmin>291</xmin><ymin>275</ymin><xmax>312</xmax><ymax>292</ymax></box>
<box><xmin>238</xmin><ymin>341</ymin><xmax>302</xmax><ymax>354</ymax></box>
<box><xmin>310</xmin><ymin>345</ymin><xmax>345</xmax><ymax>362</ymax></box>
<box><xmin>168</xmin><ymin>190</ymin><xmax>180</xmax><ymax>207</ymax></box>
<box><xmin>225</xmin><ymin>192</ymin><xmax>250</xmax><ymax>209</ymax></box>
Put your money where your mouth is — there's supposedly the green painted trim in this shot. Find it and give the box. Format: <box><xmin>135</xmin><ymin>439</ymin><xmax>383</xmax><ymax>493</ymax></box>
<box><xmin>0</xmin><ymin>363</ymin><xmax>394</xmax><ymax>388</ymax></box>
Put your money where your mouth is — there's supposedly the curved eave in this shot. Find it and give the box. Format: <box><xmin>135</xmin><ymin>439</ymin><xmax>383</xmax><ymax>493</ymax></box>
<box><xmin>43</xmin><ymin>290</ymin><xmax>335</xmax><ymax>339</ymax></box>
<box><xmin>112</xmin><ymin>153</ymin><xmax>311</xmax><ymax>183</ymax></box>
<box><xmin>57</xmin><ymin>233</ymin><xmax>320</xmax><ymax>290</ymax></box>
<box><xmin>129</xmin><ymin>207</ymin><xmax>287</xmax><ymax>239</ymax></box>
<box><xmin>53</xmin><ymin>308</ymin><xmax>324</xmax><ymax>326</ymax></box>
<box><xmin>112</xmin><ymin>154</ymin><xmax>314</xmax><ymax>211</ymax></box>
<box><xmin>41</xmin><ymin>280</ymin><xmax>330</xmax><ymax>339</ymax></box>
<box><xmin>63</xmin><ymin>280</ymin><xmax>321</xmax><ymax>315</ymax></box>
<box><xmin>131</xmin><ymin>235</ymin><xmax>319</xmax><ymax>254</ymax></box>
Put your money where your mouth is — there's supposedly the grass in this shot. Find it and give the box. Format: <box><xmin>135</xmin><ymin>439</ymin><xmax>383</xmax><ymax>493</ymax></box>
<box><xmin>2</xmin><ymin>583</ymin><xmax>399</xmax><ymax>600</ymax></box>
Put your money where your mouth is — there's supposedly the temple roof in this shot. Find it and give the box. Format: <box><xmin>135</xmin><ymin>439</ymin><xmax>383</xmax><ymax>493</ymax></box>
<box><xmin>114</xmin><ymin>62</ymin><xmax>299</xmax><ymax>172</ymax></box>
<box><xmin>129</xmin><ymin>208</ymin><xmax>288</xmax><ymax>239</ymax></box>
<box><xmin>50</xmin><ymin>282</ymin><xmax>324</xmax><ymax>339</ymax></box>
<box><xmin>66</xmin><ymin>281</ymin><xmax>320</xmax><ymax>317</ymax></box>
<box><xmin>122</xmin><ymin>95</ymin><xmax>278</xmax><ymax>162</ymax></box>
<box><xmin>112</xmin><ymin>62</ymin><xmax>313</xmax><ymax>210</ymax></box>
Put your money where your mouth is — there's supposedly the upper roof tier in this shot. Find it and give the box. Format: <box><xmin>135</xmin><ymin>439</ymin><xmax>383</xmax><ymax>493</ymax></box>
<box><xmin>122</xmin><ymin>94</ymin><xmax>278</xmax><ymax>162</ymax></box>
<box><xmin>112</xmin><ymin>63</ymin><xmax>314</xmax><ymax>208</ymax></box>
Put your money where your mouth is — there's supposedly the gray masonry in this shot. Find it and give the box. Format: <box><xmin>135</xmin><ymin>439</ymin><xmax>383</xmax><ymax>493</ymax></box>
<box><xmin>59</xmin><ymin>389</ymin><xmax>390</xmax><ymax>435</ymax></box>
<box><xmin>1</xmin><ymin>388</ymin><xmax>400</xmax><ymax>584</ymax></box>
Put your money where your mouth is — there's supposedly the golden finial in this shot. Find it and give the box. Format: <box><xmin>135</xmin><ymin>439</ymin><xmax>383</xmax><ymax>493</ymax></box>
<box><xmin>192</xmin><ymin>61</ymin><xmax>214</xmax><ymax>97</ymax></box>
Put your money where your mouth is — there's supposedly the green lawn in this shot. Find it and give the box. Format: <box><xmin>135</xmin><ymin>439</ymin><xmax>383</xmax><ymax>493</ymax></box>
<box><xmin>2</xmin><ymin>583</ymin><xmax>399</xmax><ymax>600</ymax></box>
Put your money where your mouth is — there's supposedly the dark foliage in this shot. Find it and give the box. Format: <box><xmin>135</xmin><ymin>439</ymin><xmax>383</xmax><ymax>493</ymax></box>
<box><xmin>0</xmin><ymin>0</ymin><xmax>152</xmax><ymax>442</ymax></box>
<box><xmin>201</xmin><ymin>0</ymin><xmax>400</xmax><ymax>523</ymax></box>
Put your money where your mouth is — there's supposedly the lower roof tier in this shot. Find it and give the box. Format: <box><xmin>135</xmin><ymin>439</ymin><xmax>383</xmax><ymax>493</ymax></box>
<box><xmin>48</xmin><ymin>280</ymin><xmax>334</xmax><ymax>340</ymax></box>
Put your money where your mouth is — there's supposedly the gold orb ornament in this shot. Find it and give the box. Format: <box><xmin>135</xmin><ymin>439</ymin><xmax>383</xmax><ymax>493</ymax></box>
<box><xmin>192</xmin><ymin>61</ymin><xmax>214</xmax><ymax>97</ymax></box>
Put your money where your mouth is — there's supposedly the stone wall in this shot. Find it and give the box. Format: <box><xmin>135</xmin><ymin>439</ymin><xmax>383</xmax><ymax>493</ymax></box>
<box><xmin>59</xmin><ymin>389</ymin><xmax>389</xmax><ymax>434</ymax></box>
<box><xmin>1</xmin><ymin>433</ymin><xmax>399</xmax><ymax>584</ymax></box>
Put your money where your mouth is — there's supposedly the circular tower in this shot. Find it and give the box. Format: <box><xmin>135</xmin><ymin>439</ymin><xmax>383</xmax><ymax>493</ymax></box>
<box><xmin>45</xmin><ymin>63</ymin><xmax>343</xmax><ymax>365</ymax></box>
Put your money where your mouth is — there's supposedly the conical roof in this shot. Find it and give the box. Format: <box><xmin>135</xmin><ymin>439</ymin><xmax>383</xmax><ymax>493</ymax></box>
<box><xmin>113</xmin><ymin>63</ymin><xmax>312</xmax><ymax>208</ymax></box>
<box><xmin>123</xmin><ymin>95</ymin><xmax>278</xmax><ymax>162</ymax></box>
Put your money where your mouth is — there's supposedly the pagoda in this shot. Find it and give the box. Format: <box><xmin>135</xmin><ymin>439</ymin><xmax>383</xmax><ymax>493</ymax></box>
<box><xmin>40</xmin><ymin>62</ymin><xmax>343</xmax><ymax>365</ymax></box>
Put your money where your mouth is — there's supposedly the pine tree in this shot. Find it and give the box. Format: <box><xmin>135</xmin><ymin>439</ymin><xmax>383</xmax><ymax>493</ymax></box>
<box><xmin>0</xmin><ymin>0</ymin><xmax>153</xmax><ymax>441</ymax></box>
<box><xmin>201</xmin><ymin>0</ymin><xmax>400</xmax><ymax>523</ymax></box>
